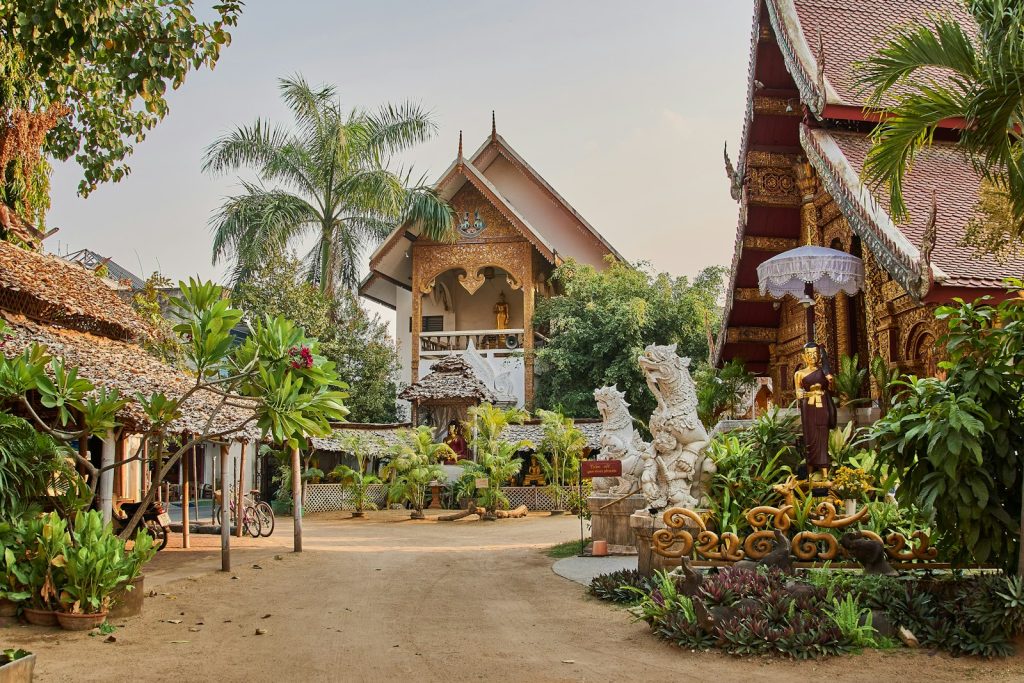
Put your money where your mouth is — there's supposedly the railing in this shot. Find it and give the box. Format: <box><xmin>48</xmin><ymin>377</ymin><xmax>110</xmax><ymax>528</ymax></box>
<box><xmin>420</xmin><ymin>329</ymin><xmax>525</xmax><ymax>356</ymax></box>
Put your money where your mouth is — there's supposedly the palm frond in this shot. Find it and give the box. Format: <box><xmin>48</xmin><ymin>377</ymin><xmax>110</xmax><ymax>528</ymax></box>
<box><xmin>403</xmin><ymin>185</ymin><xmax>455</xmax><ymax>242</ymax></box>
<box><xmin>360</xmin><ymin>101</ymin><xmax>437</xmax><ymax>159</ymax></box>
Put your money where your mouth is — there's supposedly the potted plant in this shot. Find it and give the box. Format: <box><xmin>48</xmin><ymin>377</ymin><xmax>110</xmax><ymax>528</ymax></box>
<box><xmin>57</xmin><ymin>511</ymin><xmax>129</xmax><ymax>630</ymax></box>
<box><xmin>831</xmin><ymin>466</ymin><xmax>873</xmax><ymax>515</ymax></box>
<box><xmin>382</xmin><ymin>427</ymin><xmax>452</xmax><ymax>520</ymax></box>
<box><xmin>0</xmin><ymin>648</ymin><xmax>35</xmax><ymax>683</ymax></box>
<box><xmin>22</xmin><ymin>513</ymin><xmax>68</xmax><ymax>627</ymax></box>
<box><xmin>535</xmin><ymin>409</ymin><xmax>586</xmax><ymax>515</ymax></box>
<box><xmin>109</xmin><ymin>529</ymin><xmax>157</xmax><ymax>619</ymax></box>
<box><xmin>330</xmin><ymin>449</ymin><xmax>380</xmax><ymax>518</ymax></box>
<box><xmin>0</xmin><ymin>520</ymin><xmax>30</xmax><ymax>619</ymax></box>
<box><xmin>833</xmin><ymin>354</ymin><xmax>868</xmax><ymax>424</ymax></box>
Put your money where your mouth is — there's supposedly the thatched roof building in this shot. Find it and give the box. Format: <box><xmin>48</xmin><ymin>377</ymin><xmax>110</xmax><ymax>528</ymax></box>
<box><xmin>398</xmin><ymin>355</ymin><xmax>497</xmax><ymax>405</ymax></box>
<box><xmin>0</xmin><ymin>236</ymin><xmax>256</xmax><ymax>440</ymax></box>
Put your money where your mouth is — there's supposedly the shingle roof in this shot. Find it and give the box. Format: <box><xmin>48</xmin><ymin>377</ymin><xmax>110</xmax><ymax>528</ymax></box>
<box><xmin>0</xmin><ymin>240</ymin><xmax>147</xmax><ymax>341</ymax></box>
<box><xmin>806</xmin><ymin>128</ymin><xmax>1024</xmax><ymax>289</ymax></box>
<box><xmin>771</xmin><ymin>0</ymin><xmax>975</xmax><ymax>112</ymax></box>
<box><xmin>398</xmin><ymin>355</ymin><xmax>498</xmax><ymax>404</ymax></box>
<box><xmin>63</xmin><ymin>249</ymin><xmax>146</xmax><ymax>290</ymax></box>
<box><xmin>1</xmin><ymin>314</ymin><xmax>258</xmax><ymax>439</ymax></box>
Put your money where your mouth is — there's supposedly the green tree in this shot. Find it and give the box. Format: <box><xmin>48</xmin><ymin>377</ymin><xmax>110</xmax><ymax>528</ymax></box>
<box><xmin>533</xmin><ymin>258</ymin><xmax>725</xmax><ymax>419</ymax></box>
<box><xmin>694</xmin><ymin>358</ymin><xmax>755</xmax><ymax>428</ymax></box>
<box><xmin>382</xmin><ymin>426</ymin><xmax>451</xmax><ymax>519</ymax></box>
<box><xmin>456</xmin><ymin>403</ymin><xmax>531</xmax><ymax>519</ymax></box>
<box><xmin>534</xmin><ymin>409</ymin><xmax>586</xmax><ymax>511</ymax></box>
<box><xmin>871</xmin><ymin>282</ymin><xmax>1024</xmax><ymax>571</ymax></box>
<box><xmin>203</xmin><ymin>75</ymin><xmax>454</xmax><ymax>296</ymax></box>
<box><xmin>858</xmin><ymin>0</ymin><xmax>1024</xmax><ymax>252</ymax></box>
<box><xmin>131</xmin><ymin>272</ymin><xmax>186</xmax><ymax>368</ymax></box>
<box><xmin>232</xmin><ymin>252</ymin><xmax>400</xmax><ymax>423</ymax></box>
<box><xmin>0</xmin><ymin>1</ymin><xmax>241</xmax><ymax>204</ymax></box>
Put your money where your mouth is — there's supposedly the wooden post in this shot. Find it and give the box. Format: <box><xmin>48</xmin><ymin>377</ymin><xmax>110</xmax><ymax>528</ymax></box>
<box><xmin>99</xmin><ymin>432</ymin><xmax>115</xmax><ymax>524</ymax></box>
<box><xmin>220</xmin><ymin>444</ymin><xmax>231</xmax><ymax>572</ymax></box>
<box><xmin>182</xmin><ymin>449</ymin><xmax>191</xmax><ymax>549</ymax></box>
<box><xmin>192</xmin><ymin>448</ymin><xmax>200</xmax><ymax>523</ymax></box>
<box><xmin>236</xmin><ymin>443</ymin><xmax>247</xmax><ymax>538</ymax></box>
<box><xmin>291</xmin><ymin>445</ymin><xmax>302</xmax><ymax>553</ymax></box>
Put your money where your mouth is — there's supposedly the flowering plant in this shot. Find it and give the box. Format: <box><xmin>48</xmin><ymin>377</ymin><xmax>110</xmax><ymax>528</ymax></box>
<box><xmin>831</xmin><ymin>466</ymin><xmax>873</xmax><ymax>500</ymax></box>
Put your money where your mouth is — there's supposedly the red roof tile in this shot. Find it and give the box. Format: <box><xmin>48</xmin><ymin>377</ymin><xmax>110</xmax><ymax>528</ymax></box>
<box><xmin>816</xmin><ymin>129</ymin><xmax>1024</xmax><ymax>289</ymax></box>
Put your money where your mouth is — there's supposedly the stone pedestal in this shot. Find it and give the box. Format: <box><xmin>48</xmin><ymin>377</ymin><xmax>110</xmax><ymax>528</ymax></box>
<box><xmin>630</xmin><ymin>509</ymin><xmax>705</xmax><ymax>577</ymax></box>
<box><xmin>587</xmin><ymin>493</ymin><xmax>646</xmax><ymax>555</ymax></box>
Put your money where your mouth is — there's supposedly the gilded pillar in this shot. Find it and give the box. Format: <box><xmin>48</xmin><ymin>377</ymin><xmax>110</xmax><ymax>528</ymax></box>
<box><xmin>861</xmin><ymin>250</ymin><xmax>884</xmax><ymax>399</ymax></box>
<box><xmin>835</xmin><ymin>293</ymin><xmax>851</xmax><ymax>360</ymax></box>
<box><xmin>795</xmin><ymin>161</ymin><xmax>827</xmax><ymax>347</ymax></box>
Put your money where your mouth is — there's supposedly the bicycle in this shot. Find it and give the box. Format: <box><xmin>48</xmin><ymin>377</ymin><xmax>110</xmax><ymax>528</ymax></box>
<box><xmin>214</xmin><ymin>488</ymin><xmax>275</xmax><ymax>538</ymax></box>
<box><xmin>213</xmin><ymin>488</ymin><xmax>261</xmax><ymax>538</ymax></box>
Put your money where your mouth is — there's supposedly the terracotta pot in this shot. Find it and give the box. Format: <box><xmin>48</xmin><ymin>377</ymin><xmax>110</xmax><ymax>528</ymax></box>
<box><xmin>22</xmin><ymin>607</ymin><xmax>59</xmax><ymax>627</ymax></box>
<box><xmin>56</xmin><ymin>611</ymin><xmax>108</xmax><ymax>631</ymax></box>
<box><xmin>0</xmin><ymin>652</ymin><xmax>36</xmax><ymax>683</ymax></box>
<box><xmin>0</xmin><ymin>598</ymin><xmax>18</xmax><ymax>617</ymax></box>
<box><xmin>592</xmin><ymin>540</ymin><xmax>609</xmax><ymax>556</ymax></box>
<box><xmin>109</xmin><ymin>574</ymin><xmax>145</xmax><ymax>619</ymax></box>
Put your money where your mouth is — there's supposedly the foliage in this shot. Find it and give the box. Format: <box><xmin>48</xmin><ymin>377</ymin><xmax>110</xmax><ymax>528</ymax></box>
<box><xmin>0</xmin><ymin>518</ymin><xmax>29</xmax><ymax>603</ymax></box>
<box><xmin>0</xmin><ymin>412</ymin><xmax>84</xmax><ymax>519</ymax></box>
<box><xmin>825</xmin><ymin>594</ymin><xmax>878</xmax><ymax>648</ymax></box>
<box><xmin>59</xmin><ymin>511</ymin><xmax>130</xmax><ymax>614</ymax></box>
<box><xmin>565</xmin><ymin>478</ymin><xmax>593</xmax><ymax>519</ymax></box>
<box><xmin>533</xmin><ymin>258</ymin><xmax>726</xmax><ymax>419</ymax></box>
<box><xmin>827</xmin><ymin>421</ymin><xmax>863</xmax><ymax>466</ymax></box>
<box><xmin>131</xmin><ymin>273</ymin><xmax>185</xmax><ymax>367</ymax></box>
<box><xmin>830</xmin><ymin>466</ymin><xmax>873</xmax><ymax>500</ymax></box>
<box><xmin>737</xmin><ymin>406</ymin><xmax>801</xmax><ymax>470</ymax></box>
<box><xmin>1</xmin><ymin>1</ymin><xmax>242</xmax><ymax>198</ymax></box>
<box><xmin>833</xmin><ymin>354</ymin><xmax>867</xmax><ymax>407</ymax></box>
<box><xmin>705</xmin><ymin>435</ymin><xmax>788</xmax><ymax>533</ymax></box>
<box><xmin>869</xmin><ymin>355</ymin><xmax>900</xmax><ymax>416</ymax></box>
<box><xmin>546</xmin><ymin>537</ymin><xmax>589</xmax><ymax>559</ymax></box>
<box><xmin>694</xmin><ymin>358</ymin><xmax>755</xmax><ymax>428</ymax></box>
<box><xmin>233</xmin><ymin>252</ymin><xmax>400</xmax><ymax>422</ymax></box>
<box><xmin>588</xmin><ymin>568</ymin><xmax>657</xmax><ymax>604</ymax></box>
<box><xmin>534</xmin><ymin>409</ymin><xmax>586</xmax><ymax>508</ymax></box>
<box><xmin>872</xmin><ymin>288</ymin><xmax>1024</xmax><ymax>570</ymax></box>
<box><xmin>383</xmin><ymin>426</ymin><xmax>450</xmax><ymax>514</ymax></box>
<box><xmin>204</xmin><ymin>75</ymin><xmax>453</xmax><ymax>296</ymax></box>
<box><xmin>456</xmin><ymin>404</ymin><xmax>531</xmax><ymax>516</ymax></box>
<box><xmin>22</xmin><ymin>512</ymin><xmax>68</xmax><ymax>610</ymax></box>
<box><xmin>330</xmin><ymin>464</ymin><xmax>381</xmax><ymax>513</ymax></box>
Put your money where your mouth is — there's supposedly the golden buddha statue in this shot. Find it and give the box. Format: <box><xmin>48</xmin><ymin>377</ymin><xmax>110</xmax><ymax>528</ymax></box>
<box><xmin>522</xmin><ymin>455</ymin><xmax>546</xmax><ymax>486</ymax></box>
<box><xmin>793</xmin><ymin>342</ymin><xmax>836</xmax><ymax>484</ymax></box>
<box><xmin>494</xmin><ymin>292</ymin><xmax>510</xmax><ymax>330</ymax></box>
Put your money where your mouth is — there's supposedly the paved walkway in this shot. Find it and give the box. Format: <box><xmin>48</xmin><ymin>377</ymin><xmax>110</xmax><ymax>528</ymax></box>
<box><xmin>551</xmin><ymin>555</ymin><xmax>636</xmax><ymax>586</ymax></box>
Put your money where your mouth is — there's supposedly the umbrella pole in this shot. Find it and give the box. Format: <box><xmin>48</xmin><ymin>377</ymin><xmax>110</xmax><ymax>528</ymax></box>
<box><xmin>804</xmin><ymin>282</ymin><xmax>815</xmax><ymax>344</ymax></box>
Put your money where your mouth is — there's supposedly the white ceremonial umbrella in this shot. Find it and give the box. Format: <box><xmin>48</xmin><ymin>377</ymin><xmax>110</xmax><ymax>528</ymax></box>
<box><xmin>756</xmin><ymin>245</ymin><xmax>865</xmax><ymax>344</ymax></box>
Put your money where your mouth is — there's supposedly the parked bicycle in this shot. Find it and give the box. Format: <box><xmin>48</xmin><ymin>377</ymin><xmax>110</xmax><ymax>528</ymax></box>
<box><xmin>213</xmin><ymin>488</ymin><xmax>275</xmax><ymax>538</ymax></box>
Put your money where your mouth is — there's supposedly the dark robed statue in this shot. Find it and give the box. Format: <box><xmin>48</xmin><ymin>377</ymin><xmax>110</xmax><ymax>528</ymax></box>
<box><xmin>793</xmin><ymin>342</ymin><xmax>836</xmax><ymax>482</ymax></box>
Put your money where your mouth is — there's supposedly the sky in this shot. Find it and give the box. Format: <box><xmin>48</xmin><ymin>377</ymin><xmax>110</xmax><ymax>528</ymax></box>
<box><xmin>45</xmin><ymin>1</ymin><xmax>754</xmax><ymax>319</ymax></box>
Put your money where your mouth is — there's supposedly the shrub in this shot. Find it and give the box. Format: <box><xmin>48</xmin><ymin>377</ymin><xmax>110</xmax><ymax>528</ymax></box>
<box><xmin>589</xmin><ymin>569</ymin><xmax>656</xmax><ymax>604</ymax></box>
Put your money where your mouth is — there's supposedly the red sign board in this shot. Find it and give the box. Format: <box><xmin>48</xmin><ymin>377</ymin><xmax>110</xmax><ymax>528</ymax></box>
<box><xmin>581</xmin><ymin>459</ymin><xmax>622</xmax><ymax>479</ymax></box>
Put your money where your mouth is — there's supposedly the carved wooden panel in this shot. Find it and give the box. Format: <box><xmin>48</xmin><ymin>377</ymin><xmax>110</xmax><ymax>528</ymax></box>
<box><xmin>743</xmin><ymin>236</ymin><xmax>800</xmax><ymax>252</ymax></box>
<box><xmin>746</xmin><ymin>167</ymin><xmax>800</xmax><ymax>207</ymax></box>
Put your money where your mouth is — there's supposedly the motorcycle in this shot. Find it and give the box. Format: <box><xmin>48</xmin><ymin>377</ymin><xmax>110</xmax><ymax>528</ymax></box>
<box><xmin>113</xmin><ymin>500</ymin><xmax>171</xmax><ymax>551</ymax></box>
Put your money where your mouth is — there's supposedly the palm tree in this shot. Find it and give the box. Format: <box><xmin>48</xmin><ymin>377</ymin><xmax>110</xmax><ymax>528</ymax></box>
<box><xmin>534</xmin><ymin>409</ymin><xmax>586</xmax><ymax>512</ymax></box>
<box><xmin>858</xmin><ymin>0</ymin><xmax>1024</xmax><ymax>250</ymax></box>
<box><xmin>203</xmin><ymin>75</ymin><xmax>454</xmax><ymax>296</ymax></box>
<box><xmin>382</xmin><ymin>426</ymin><xmax>452</xmax><ymax>519</ymax></box>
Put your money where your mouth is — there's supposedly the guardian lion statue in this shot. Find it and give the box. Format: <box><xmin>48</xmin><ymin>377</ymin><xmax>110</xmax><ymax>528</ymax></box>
<box><xmin>592</xmin><ymin>386</ymin><xmax>646</xmax><ymax>495</ymax></box>
<box><xmin>637</xmin><ymin>344</ymin><xmax>716</xmax><ymax>509</ymax></box>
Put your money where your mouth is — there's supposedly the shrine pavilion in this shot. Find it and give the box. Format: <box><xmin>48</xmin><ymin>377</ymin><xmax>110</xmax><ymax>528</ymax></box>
<box><xmin>717</xmin><ymin>0</ymin><xmax>1024</xmax><ymax>404</ymax></box>
<box><xmin>361</xmin><ymin>117</ymin><xmax>622</xmax><ymax>410</ymax></box>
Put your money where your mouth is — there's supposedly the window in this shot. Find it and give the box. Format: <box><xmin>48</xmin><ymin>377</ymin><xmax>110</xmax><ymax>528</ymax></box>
<box><xmin>422</xmin><ymin>316</ymin><xmax>444</xmax><ymax>332</ymax></box>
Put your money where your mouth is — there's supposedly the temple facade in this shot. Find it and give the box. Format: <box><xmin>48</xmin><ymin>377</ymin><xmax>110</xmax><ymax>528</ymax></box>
<box><xmin>361</xmin><ymin>118</ymin><xmax>621</xmax><ymax>409</ymax></box>
<box><xmin>717</xmin><ymin>0</ymin><xmax>1024</xmax><ymax>404</ymax></box>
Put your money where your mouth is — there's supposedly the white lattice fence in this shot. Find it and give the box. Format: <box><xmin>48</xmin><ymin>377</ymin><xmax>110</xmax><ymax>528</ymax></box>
<box><xmin>304</xmin><ymin>483</ymin><xmax>388</xmax><ymax>513</ymax></box>
<box><xmin>501</xmin><ymin>486</ymin><xmax>573</xmax><ymax>511</ymax></box>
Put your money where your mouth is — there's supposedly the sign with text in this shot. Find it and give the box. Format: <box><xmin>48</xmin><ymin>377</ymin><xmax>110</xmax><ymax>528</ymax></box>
<box><xmin>581</xmin><ymin>459</ymin><xmax>622</xmax><ymax>479</ymax></box>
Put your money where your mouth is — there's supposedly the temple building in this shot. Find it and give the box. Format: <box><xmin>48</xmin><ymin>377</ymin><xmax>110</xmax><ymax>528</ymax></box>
<box><xmin>361</xmin><ymin>117</ymin><xmax>622</xmax><ymax>411</ymax></box>
<box><xmin>716</xmin><ymin>0</ymin><xmax>1024</xmax><ymax>404</ymax></box>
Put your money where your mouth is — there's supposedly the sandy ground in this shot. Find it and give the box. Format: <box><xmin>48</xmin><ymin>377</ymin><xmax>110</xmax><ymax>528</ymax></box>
<box><xmin>5</xmin><ymin>511</ymin><xmax>1024</xmax><ymax>683</ymax></box>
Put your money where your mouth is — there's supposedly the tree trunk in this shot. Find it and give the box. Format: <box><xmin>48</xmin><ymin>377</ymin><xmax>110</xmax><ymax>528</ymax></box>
<box><xmin>291</xmin><ymin>446</ymin><xmax>302</xmax><ymax>553</ymax></box>
<box><xmin>236</xmin><ymin>443</ymin><xmax>246</xmax><ymax>539</ymax></box>
<box><xmin>220</xmin><ymin>445</ymin><xmax>231</xmax><ymax>572</ymax></box>
<box><xmin>439</xmin><ymin>498</ymin><xmax>478</xmax><ymax>522</ymax></box>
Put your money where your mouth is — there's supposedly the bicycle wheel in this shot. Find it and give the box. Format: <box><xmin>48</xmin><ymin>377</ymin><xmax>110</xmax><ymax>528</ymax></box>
<box><xmin>255</xmin><ymin>501</ymin><xmax>275</xmax><ymax>537</ymax></box>
<box><xmin>243</xmin><ymin>506</ymin><xmax>262</xmax><ymax>538</ymax></box>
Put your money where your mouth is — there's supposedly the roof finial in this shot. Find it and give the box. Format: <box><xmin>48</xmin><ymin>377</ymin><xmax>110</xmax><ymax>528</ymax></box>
<box><xmin>457</xmin><ymin>130</ymin><xmax>463</xmax><ymax>160</ymax></box>
<box><xmin>491</xmin><ymin>110</ymin><xmax>497</xmax><ymax>141</ymax></box>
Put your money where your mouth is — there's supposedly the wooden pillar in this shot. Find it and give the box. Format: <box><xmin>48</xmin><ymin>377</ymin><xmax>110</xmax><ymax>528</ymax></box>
<box><xmin>181</xmin><ymin>448</ymin><xmax>190</xmax><ymax>549</ymax></box>
<box><xmin>522</xmin><ymin>251</ymin><xmax>536</xmax><ymax>409</ymax></box>
<box><xmin>836</xmin><ymin>293</ymin><xmax>851</xmax><ymax>360</ymax></box>
<box><xmin>291</xmin><ymin>445</ymin><xmax>303</xmax><ymax>553</ymax></box>
<box><xmin>99</xmin><ymin>432</ymin><xmax>115</xmax><ymax>525</ymax></box>
<box><xmin>411</xmin><ymin>260</ymin><xmax>423</xmax><ymax>383</ymax></box>
<box><xmin>794</xmin><ymin>161</ymin><xmax>821</xmax><ymax>346</ymax></box>
<box><xmin>220</xmin><ymin>444</ymin><xmax>231</xmax><ymax>571</ymax></box>
<box><xmin>236</xmin><ymin>443</ymin><xmax>247</xmax><ymax>538</ymax></box>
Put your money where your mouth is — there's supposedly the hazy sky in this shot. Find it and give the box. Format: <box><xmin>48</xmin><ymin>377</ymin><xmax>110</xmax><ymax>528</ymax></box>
<box><xmin>46</xmin><ymin>1</ymin><xmax>753</xmax><ymax>306</ymax></box>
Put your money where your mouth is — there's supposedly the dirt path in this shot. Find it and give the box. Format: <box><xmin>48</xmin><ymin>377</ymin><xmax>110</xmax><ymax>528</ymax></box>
<box><xmin>6</xmin><ymin>511</ymin><xmax>1024</xmax><ymax>683</ymax></box>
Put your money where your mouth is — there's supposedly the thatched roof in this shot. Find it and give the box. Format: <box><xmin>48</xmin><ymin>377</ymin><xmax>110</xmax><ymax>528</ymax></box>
<box><xmin>398</xmin><ymin>355</ymin><xmax>497</xmax><ymax>404</ymax></box>
<box><xmin>0</xmin><ymin>240</ymin><xmax>147</xmax><ymax>341</ymax></box>
<box><xmin>1</xmin><ymin>314</ymin><xmax>258</xmax><ymax>440</ymax></box>
<box><xmin>311</xmin><ymin>423</ymin><xmax>411</xmax><ymax>456</ymax></box>
<box><xmin>311</xmin><ymin>418</ymin><xmax>605</xmax><ymax>454</ymax></box>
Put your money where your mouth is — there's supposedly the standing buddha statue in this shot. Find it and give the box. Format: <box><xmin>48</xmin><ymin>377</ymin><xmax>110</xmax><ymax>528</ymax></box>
<box><xmin>494</xmin><ymin>292</ymin><xmax>510</xmax><ymax>330</ymax></box>
<box><xmin>793</xmin><ymin>342</ymin><xmax>836</xmax><ymax>484</ymax></box>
